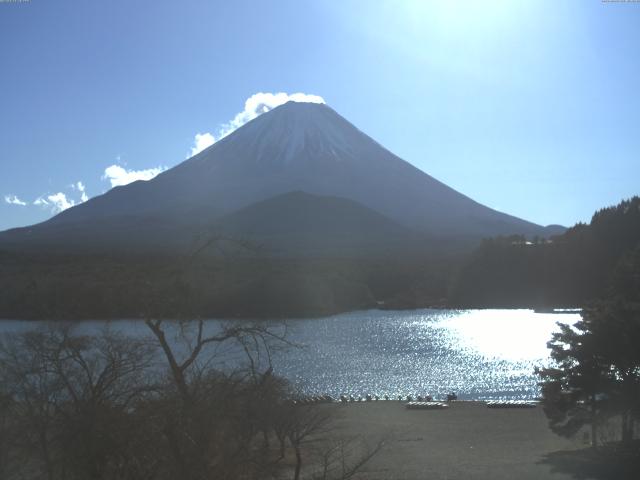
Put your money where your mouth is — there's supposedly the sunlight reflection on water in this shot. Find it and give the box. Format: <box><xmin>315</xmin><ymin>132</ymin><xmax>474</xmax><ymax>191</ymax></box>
<box><xmin>438</xmin><ymin>309</ymin><xmax>562</xmax><ymax>361</ymax></box>
<box><xmin>270</xmin><ymin>309</ymin><xmax>579</xmax><ymax>400</ymax></box>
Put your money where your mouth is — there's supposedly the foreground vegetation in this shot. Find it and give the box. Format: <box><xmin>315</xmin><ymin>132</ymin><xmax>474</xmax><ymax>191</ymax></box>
<box><xmin>537</xmin><ymin>301</ymin><xmax>640</xmax><ymax>447</ymax></box>
<box><xmin>0</xmin><ymin>321</ymin><xmax>382</xmax><ymax>480</ymax></box>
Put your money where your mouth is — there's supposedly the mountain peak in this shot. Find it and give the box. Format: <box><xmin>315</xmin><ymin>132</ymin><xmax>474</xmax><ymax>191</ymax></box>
<box><xmin>276</xmin><ymin>99</ymin><xmax>328</xmax><ymax>110</ymax></box>
<box><xmin>195</xmin><ymin>98</ymin><xmax>366</xmax><ymax>170</ymax></box>
<box><xmin>250</xmin><ymin>97</ymin><xmax>336</xmax><ymax>125</ymax></box>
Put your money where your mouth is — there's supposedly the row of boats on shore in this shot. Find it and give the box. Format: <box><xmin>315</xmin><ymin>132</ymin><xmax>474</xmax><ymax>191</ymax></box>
<box><xmin>293</xmin><ymin>393</ymin><xmax>457</xmax><ymax>405</ymax></box>
<box><xmin>292</xmin><ymin>394</ymin><xmax>537</xmax><ymax>409</ymax></box>
<box><xmin>338</xmin><ymin>393</ymin><xmax>457</xmax><ymax>403</ymax></box>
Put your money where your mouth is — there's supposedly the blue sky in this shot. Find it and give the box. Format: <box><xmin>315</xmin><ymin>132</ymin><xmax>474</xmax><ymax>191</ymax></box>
<box><xmin>1</xmin><ymin>0</ymin><xmax>638</xmax><ymax>231</ymax></box>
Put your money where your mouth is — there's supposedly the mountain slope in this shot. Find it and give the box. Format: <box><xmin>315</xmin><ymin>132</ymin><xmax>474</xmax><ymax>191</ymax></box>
<box><xmin>0</xmin><ymin>101</ymin><xmax>561</xmax><ymax>254</ymax></box>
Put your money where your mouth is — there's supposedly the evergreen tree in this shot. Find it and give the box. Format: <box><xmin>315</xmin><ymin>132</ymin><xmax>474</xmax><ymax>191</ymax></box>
<box><xmin>538</xmin><ymin>301</ymin><xmax>640</xmax><ymax>446</ymax></box>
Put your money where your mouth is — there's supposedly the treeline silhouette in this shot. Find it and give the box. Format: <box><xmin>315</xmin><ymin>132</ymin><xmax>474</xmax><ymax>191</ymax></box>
<box><xmin>450</xmin><ymin>196</ymin><xmax>640</xmax><ymax>308</ymax></box>
<box><xmin>0</xmin><ymin>249</ymin><xmax>452</xmax><ymax>320</ymax></box>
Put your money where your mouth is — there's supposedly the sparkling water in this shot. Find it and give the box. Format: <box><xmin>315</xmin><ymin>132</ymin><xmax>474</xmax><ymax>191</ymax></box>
<box><xmin>0</xmin><ymin>309</ymin><xmax>578</xmax><ymax>400</ymax></box>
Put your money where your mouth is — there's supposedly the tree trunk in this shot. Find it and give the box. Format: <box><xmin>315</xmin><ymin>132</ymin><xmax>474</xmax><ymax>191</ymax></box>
<box><xmin>590</xmin><ymin>394</ymin><xmax>598</xmax><ymax>448</ymax></box>
<box><xmin>145</xmin><ymin>320</ymin><xmax>191</xmax><ymax>402</ymax></box>
<box><xmin>293</xmin><ymin>445</ymin><xmax>302</xmax><ymax>480</ymax></box>
<box><xmin>39</xmin><ymin>428</ymin><xmax>55</xmax><ymax>480</ymax></box>
<box><xmin>622</xmin><ymin>410</ymin><xmax>632</xmax><ymax>443</ymax></box>
<box><xmin>277</xmin><ymin>435</ymin><xmax>286</xmax><ymax>459</ymax></box>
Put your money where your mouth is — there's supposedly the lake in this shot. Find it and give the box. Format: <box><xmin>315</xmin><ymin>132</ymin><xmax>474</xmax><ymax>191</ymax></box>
<box><xmin>0</xmin><ymin>309</ymin><xmax>579</xmax><ymax>401</ymax></box>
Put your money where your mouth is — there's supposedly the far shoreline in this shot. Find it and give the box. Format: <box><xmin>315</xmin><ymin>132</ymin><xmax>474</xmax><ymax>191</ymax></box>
<box><xmin>0</xmin><ymin>305</ymin><xmax>583</xmax><ymax>322</ymax></box>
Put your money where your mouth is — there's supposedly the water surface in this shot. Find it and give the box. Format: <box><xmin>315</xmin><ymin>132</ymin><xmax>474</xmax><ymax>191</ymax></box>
<box><xmin>0</xmin><ymin>309</ymin><xmax>578</xmax><ymax>400</ymax></box>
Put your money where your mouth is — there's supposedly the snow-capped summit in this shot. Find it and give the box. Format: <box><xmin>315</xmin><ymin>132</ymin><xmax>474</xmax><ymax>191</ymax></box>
<box><xmin>185</xmin><ymin>101</ymin><xmax>376</xmax><ymax>169</ymax></box>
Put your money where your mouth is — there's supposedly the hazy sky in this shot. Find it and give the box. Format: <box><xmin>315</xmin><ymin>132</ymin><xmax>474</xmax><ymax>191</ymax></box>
<box><xmin>1</xmin><ymin>0</ymin><xmax>639</xmax><ymax>231</ymax></box>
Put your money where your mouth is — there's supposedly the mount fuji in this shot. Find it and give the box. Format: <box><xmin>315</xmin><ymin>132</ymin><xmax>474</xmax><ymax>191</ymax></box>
<box><xmin>0</xmin><ymin>101</ymin><xmax>562</xmax><ymax>255</ymax></box>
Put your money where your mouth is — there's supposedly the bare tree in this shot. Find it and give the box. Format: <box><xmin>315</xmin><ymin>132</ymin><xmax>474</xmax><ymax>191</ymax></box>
<box><xmin>0</xmin><ymin>323</ymin><xmax>386</xmax><ymax>480</ymax></box>
<box><xmin>0</xmin><ymin>326</ymin><xmax>157</xmax><ymax>480</ymax></box>
<box><xmin>286</xmin><ymin>405</ymin><xmax>333</xmax><ymax>480</ymax></box>
<box><xmin>144</xmin><ymin>318</ymin><xmax>289</xmax><ymax>402</ymax></box>
<box><xmin>141</xmin><ymin>317</ymin><xmax>294</xmax><ymax>479</ymax></box>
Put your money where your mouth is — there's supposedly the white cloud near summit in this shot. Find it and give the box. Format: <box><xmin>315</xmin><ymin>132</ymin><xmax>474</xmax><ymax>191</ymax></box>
<box><xmin>218</xmin><ymin>92</ymin><xmax>325</xmax><ymax>140</ymax></box>
<box><xmin>188</xmin><ymin>92</ymin><xmax>325</xmax><ymax>157</ymax></box>
<box><xmin>102</xmin><ymin>164</ymin><xmax>167</xmax><ymax>187</ymax></box>
<box><xmin>190</xmin><ymin>132</ymin><xmax>216</xmax><ymax>156</ymax></box>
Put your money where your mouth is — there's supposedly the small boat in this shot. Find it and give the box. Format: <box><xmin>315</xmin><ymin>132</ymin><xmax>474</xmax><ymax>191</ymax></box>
<box><xmin>486</xmin><ymin>400</ymin><xmax>537</xmax><ymax>409</ymax></box>
<box><xmin>405</xmin><ymin>402</ymin><xmax>449</xmax><ymax>410</ymax></box>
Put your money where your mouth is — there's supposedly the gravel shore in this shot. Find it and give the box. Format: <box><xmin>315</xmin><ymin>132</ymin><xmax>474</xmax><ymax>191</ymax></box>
<box><xmin>328</xmin><ymin>401</ymin><xmax>586</xmax><ymax>480</ymax></box>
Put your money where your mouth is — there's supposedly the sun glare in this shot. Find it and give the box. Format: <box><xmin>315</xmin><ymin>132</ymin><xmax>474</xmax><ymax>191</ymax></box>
<box><xmin>439</xmin><ymin>310</ymin><xmax>576</xmax><ymax>361</ymax></box>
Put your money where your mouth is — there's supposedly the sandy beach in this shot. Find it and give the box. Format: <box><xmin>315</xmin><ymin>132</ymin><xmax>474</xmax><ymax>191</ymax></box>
<box><xmin>325</xmin><ymin>401</ymin><xmax>592</xmax><ymax>480</ymax></box>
